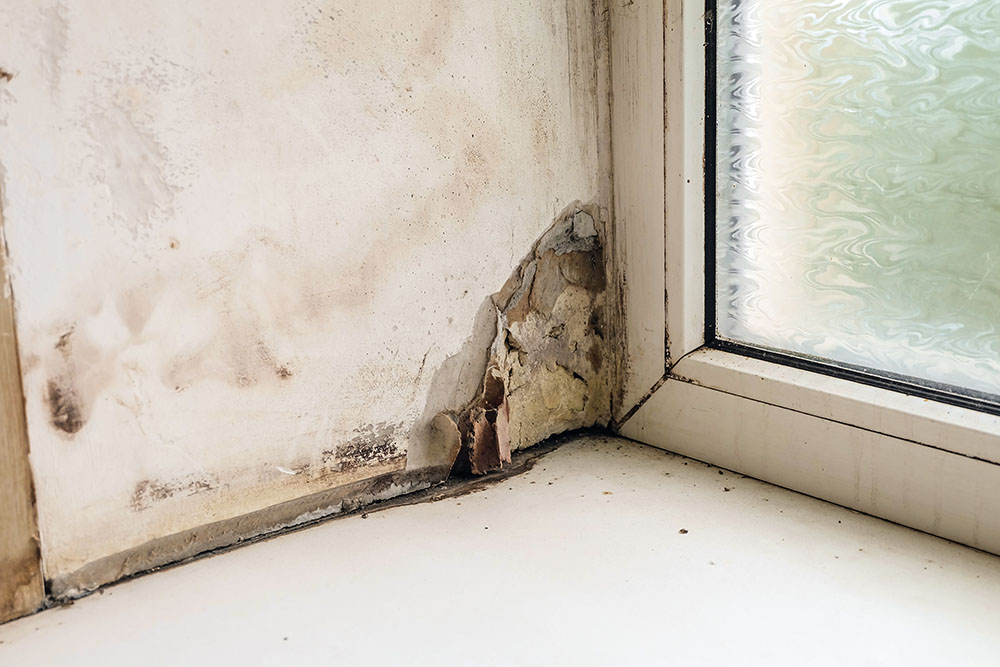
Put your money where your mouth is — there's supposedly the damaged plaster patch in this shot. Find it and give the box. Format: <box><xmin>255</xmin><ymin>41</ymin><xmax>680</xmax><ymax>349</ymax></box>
<box><xmin>436</xmin><ymin>204</ymin><xmax>611</xmax><ymax>475</ymax></box>
<box><xmin>450</xmin><ymin>363</ymin><xmax>512</xmax><ymax>475</ymax></box>
<box><xmin>407</xmin><ymin>296</ymin><xmax>498</xmax><ymax>472</ymax></box>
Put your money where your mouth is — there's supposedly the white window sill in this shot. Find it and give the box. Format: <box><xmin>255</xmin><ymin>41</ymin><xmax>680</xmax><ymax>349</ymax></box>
<box><xmin>2</xmin><ymin>434</ymin><xmax>998</xmax><ymax>666</ymax></box>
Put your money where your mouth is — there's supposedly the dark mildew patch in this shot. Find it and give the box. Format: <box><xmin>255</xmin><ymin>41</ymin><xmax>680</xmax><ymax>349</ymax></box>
<box><xmin>330</xmin><ymin>422</ymin><xmax>405</xmax><ymax>472</ymax></box>
<box><xmin>46</xmin><ymin>379</ymin><xmax>85</xmax><ymax>435</ymax></box>
<box><xmin>46</xmin><ymin>328</ymin><xmax>85</xmax><ymax>435</ymax></box>
<box><xmin>131</xmin><ymin>477</ymin><xmax>217</xmax><ymax>512</ymax></box>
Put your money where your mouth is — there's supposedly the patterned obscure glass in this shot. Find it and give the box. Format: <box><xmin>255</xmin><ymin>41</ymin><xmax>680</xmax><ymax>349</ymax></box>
<box><xmin>716</xmin><ymin>0</ymin><xmax>1000</xmax><ymax>396</ymax></box>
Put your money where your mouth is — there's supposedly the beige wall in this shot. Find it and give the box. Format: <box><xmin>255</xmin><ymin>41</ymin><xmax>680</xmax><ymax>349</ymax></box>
<box><xmin>0</xmin><ymin>0</ymin><xmax>608</xmax><ymax>587</ymax></box>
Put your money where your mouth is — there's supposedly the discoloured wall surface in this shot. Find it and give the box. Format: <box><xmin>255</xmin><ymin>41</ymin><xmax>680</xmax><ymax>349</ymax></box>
<box><xmin>0</xmin><ymin>1</ymin><xmax>610</xmax><ymax>587</ymax></box>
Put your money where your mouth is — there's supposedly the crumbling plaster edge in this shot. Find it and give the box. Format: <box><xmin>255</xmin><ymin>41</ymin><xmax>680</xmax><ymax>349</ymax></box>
<box><xmin>422</xmin><ymin>199</ymin><xmax>617</xmax><ymax>476</ymax></box>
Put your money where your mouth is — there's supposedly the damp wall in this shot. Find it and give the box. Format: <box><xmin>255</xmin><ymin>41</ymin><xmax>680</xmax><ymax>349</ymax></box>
<box><xmin>0</xmin><ymin>0</ymin><xmax>610</xmax><ymax>590</ymax></box>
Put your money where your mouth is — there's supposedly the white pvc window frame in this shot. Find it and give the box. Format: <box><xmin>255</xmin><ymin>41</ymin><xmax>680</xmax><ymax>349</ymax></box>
<box><xmin>611</xmin><ymin>0</ymin><xmax>1000</xmax><ymax>554</ymax></box>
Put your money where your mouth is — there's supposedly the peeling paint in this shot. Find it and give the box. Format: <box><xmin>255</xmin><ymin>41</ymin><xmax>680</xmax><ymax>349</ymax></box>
<box><xmin>408</xmin><ymin>297</ymin><xmax>498</xmax><ymax>471</ymax></box>
<box><xmin>445</xmin><ymin>364</ymin><xmax>512</xmax><ymax>475</ymax></box>
<box><xmin>437</xmin><ymin>203</ymin><xmax>612</xmax><ymax>475</ymax></box>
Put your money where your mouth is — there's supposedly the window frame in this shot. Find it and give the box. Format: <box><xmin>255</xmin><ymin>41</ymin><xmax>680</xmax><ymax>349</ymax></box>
<box><xmin>612</xmin><ymin>0</ymin><xmax>1000</xmax><ymax>554</ymax></box>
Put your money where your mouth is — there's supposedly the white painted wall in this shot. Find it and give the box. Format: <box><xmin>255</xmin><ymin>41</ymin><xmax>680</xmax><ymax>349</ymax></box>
<box><xmin>0</xmin><ymin>1</ymin><xmax>606</xmax><ymax>580</ymax></box>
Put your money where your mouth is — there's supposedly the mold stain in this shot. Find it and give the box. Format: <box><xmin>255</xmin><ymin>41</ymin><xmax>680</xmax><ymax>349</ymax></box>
<box><xmin>46</xmin><ymin>378</ymin><xmax>84</xmax><ymax>435</ymax></box>
<box><xmin>46</xmin><ymin>328</ymin><xmax>85</xmax><ymax>435</ymax></box>
<box><xmin>131</xmin><ymin>477</ymin><xmax>217</xmax><ymax>512</ymax></box>
<box><xmin>40</xmin><ymin>315</ymin><xmax>128</xmax><ymax>439</ymax></box>
<box><xmin>323</xmin><ymin>422</ymin><xmax>405</xmax><ymax>473</ymax></box>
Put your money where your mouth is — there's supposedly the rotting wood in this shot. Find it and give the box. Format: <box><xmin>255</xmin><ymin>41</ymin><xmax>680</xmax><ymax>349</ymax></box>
<box><xmin>0</xmin><ymin>202</ymin><xmax>45</xmax><ymax>623</ymax></box>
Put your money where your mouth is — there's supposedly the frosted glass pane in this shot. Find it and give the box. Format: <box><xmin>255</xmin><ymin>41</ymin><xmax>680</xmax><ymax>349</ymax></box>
<box><xmin>715</xmin><ymin>0</ymin><xmax>1000</xmax><ymax>396</ymax></box>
